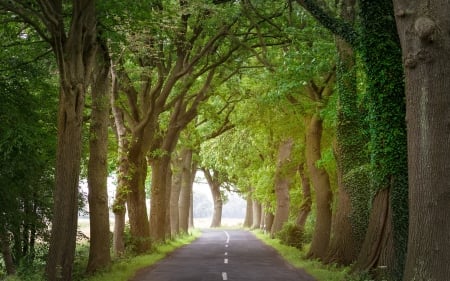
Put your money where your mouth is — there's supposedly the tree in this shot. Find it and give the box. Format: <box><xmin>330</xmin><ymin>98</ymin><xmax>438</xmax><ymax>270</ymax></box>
<box><xmin>0</xmin><ymin>23</ymin><xmax>57</xmax><ymax>276</ymax></box>
<box><xmin>325</xmin><ymin>0</ymin><xmax>369</xmax><ymax>265</ymax></box>
<box><xmin>203</xmin><ymin>169</ymin><xmax>224</xmax><ymax>228</ymax></box>
<box><xmin>392</xmin><ymin>1</ymin><xmax>450</xmax><ymax>280</ymax></box>
<box><xmin>270</xmin><ymin>138</ymin><xmax>296</xmax><ymax>236</ymax></box>
<box><xmin>0</xmin><ymin>1</ymin><xmax>98</xmax><ymax>279</ymax></box>
<box><xmin>86</xmin><ymin>39</ymin><xmax>112</xmax><ymax>273</ymax></box>
<box><xmin>293</xmin><ymin>1</ymin><xmax>408</xmax><ymax>278</ymax></box>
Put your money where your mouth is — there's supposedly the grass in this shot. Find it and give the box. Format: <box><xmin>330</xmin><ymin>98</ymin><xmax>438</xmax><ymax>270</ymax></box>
<box><xmin>1</xmin><ymin>230</ymin><xmax>200</xmax><ymax>281</ymax></box>
<box><xmin>82</xmin><ymin>229</ymin><xmax>201</xmax><ymax>281</ymax></box>
<box><xmin>252</xmin><ymin>230</ymin><xmax>350</xmax><ymax>281</ymax></box>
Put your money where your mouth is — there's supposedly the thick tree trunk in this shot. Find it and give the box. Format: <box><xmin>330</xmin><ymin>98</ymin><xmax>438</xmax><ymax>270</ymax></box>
<box><xmin>0</xmin><ymin>231</ymin><xmax>15</xmax><ymax>275</ymax></box>
<box><xmin>353</xmin><ymin>189</ymin><xmax>394</xmax><ymax>280</ymax></box>
<box><xmin>111</xmin><ymin>65</ymin><xmax>127</xmax><ymax>256</ymax></box>
<box><xmin>170</xmin><ymin>157</ymin><xmax>183</xmax><ymax>237</ymax></box>
<box><xmin>393</xmin><ymin>2</ymin><xmax>450</xmax><ymax>280</ymax></box>
<box><xmin>251</xmin><ymin>200</ymin><xmax>262</xmax><ymax>229</ymax></box>
<box><xmin>86</xmin><ymin>42</ymin><xmax>111</xmax><ymax>273</ymax></box>
<box><xmin>325</xmin><ymin>0</ymin><xmax>364</xmax><ymax>266</ymax></box>
<box><xmin>306</xmin><ymin>116</ymin><xmax>333</xmax><ymax>260</ymax></box>
<box><xmin>45</xmin><ymin>2</ymin><xmax>97</xmax><ymax>280</ymax></box>
<box><xmin>243</xmin><ymin>194</ymin><xmax>253</xmax><ymax>228</ymax></box>
<box><xmin>358</xmin><ymin>2</ymin><xmax>408</xmax><ymax>279</ymax></box>
<box><xmin>150</xmin><ymin>155</ymin><xmax>171</xmax><ymax>241</ymax></box>
<box><xmin>264</xmin><ymin>212</ymin><xmax>274</xmax><ymax>233</ymax></box>
<box><xmin>203</xmin><ymin>169</ymin><xmax>223</xmax><ymax>228</ymax></box>
<box><xmin>164</xmin><ymin>168</ymin><xmax>173</xmax><ymax>237</ymax></box>
<box><xmin>271</xmin><ymin>138</ymin><xmax>295</xmax><ymax>236</ymax></box>
<box><xmin>296</xmin><ymin>164</ymin><xmax>312</xmax><ymax>230</ymax></box>
<box><xmin>189</xmin><ymin>164</ymin><xmax>196</xmax><ymax>229</ymax></box>
<box><xmin>126</xmin><ymin>143</ymin><xmax>150</xmax><ymax>252</ymax></box>
<box><xmin>179</xmin><ymin>150</ymin><xmax>194</xmax><ymax>232</ymax></box>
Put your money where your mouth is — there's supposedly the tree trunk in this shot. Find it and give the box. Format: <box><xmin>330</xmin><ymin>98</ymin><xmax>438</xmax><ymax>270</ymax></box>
<box><xmin>0</xmin><ymin>231</ymin><xmax>15</xmax><ymax>275</ymax></box>
<box><xmin>264</xmin><ymin>212</ymin><xmax>274</xmax><ymax>233</ymax></box>
<box><xmin>325</xmin><ymin>162</ymin><xmax>358</xmax><ymax>265</ymax></box>
<box><xmin>179</xmin><ymin>149</ymin><xmax>195</xmax><ymax>233</ymax></box>
<box><xmin>393</xmin><ymin>2</ymin><xmax>450</xmax><ymax>280</ymax></box>
<box><xmin>111</xmin><ymin>64</ymin><xmax>127</xmax><ymax>256</ymax></box>
<box><xmin>296</xmin><ymin>164</ymin><xmax>312</xmax><ymax>230</ymax></box>
<box><xmin>358</xmin><ymin>2</ymin><xmax>409</xmax><ymax>279</ymax></box>
<box><xmin>126</xmin><ymin>142</ymin><xmax>150</xmax><ymax>252</ymax></box>
<box><xmin>44</xmin><ymin>2</ymin><xmax>97</xmax><ymax>280</ymax></box>
<box><xmin>203</xmin><ymin>169</ymin><xmax>223</xmax><ymax>228</ymax></box>
<box><xmin>188</xmin><ymin>165</ymin><xmax>196</xmax><ymax>229</ymax></box>
<box><xmin>353</xmin><ymin>188</ymin><xmax>394</xmax><ymax>280</ymax></box>
<box><xmin>170</xmin><ymin>157</ymin><xmax>183</xmax><ymax>237</ymax></box>
<box><xmin>271</xmin><ymin>138</ymin><xmax>295</xmax><ymax>236</ymax></box>
<box><xmin>86</xmin><ymin>41</ymin><xmax>111</xmax><ymax>273</ymax></box>
<box><xmin>306</xmin><ymin>116</ymin><xmax>333</xmax><ymax>260</ymax></box>
<box><xmin>324</xmin><ymin>0</ymin><xmax>365</xmax><ymax>266</ymax></box>
<box><xmin>150</xmin><ymin>155</ymin><xmax>171</xmax><ymax>241</ymax></box>
<box><xmin>243</xmin><ymin>194</ymin><xmax>253</xmax><ymax>228</ymax></box>
<box><xmin>251</xmin><ymin>200</ymin><xmax>262</xmax><ymax>229</ymax></box>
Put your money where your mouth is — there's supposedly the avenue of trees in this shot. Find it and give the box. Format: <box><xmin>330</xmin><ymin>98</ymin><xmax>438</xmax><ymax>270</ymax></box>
<box><xmin>0</xmin><ymin>1</ymin><xmax>449</xmax><ymax>281</ymax></box>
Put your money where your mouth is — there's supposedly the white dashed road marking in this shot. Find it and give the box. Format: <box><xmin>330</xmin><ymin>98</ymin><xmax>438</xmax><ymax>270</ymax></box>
<box><xmin>224</xmin><ymin>230</ymin><xmax>230</xmax><ymax>244</ymax></box>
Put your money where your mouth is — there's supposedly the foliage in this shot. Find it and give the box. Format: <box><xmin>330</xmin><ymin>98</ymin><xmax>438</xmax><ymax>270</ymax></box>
<box><xmin>0</xmin><ymin>15</ymin><xmax>57</xmax><ymax>273</ymax></box>
<box><xmin>276</xmin><ymin>221</ymin><xmax>305</xmax><ymax>249</ymax></box>
<box><xmin>359</xmin><ymin>1</ymin><xmax>408</xmax><ymax>279</ymax></box>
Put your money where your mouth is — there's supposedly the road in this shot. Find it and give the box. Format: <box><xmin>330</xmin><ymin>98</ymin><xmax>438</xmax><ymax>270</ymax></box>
<box><xmin>131</xmin><ymin>229</ymin><xmax>316</xmax><ymax>281</ymax></box>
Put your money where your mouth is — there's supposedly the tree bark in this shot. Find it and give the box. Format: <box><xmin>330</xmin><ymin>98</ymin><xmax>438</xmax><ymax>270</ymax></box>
<box><xmin>204</xmin><ymin>169</ymin><xmax>223</xmax><ymax>228</ymax></box>
<box><xmin>86</xmin><ymin>42</ymin><xmax>111</xmax><ymax>273</ymax></box>
<box><xmin>243</xmin><ymin>194</ymin><xmax>253</xmax><ymax>228</ymax></box>
<box><xmin>251</xmin><ymin>200</ymin><xmax>262</xmax><ymax>229</ymax></box>
<box><xmin>264</xmin><ymin>212</ymin><xmax>275</xmax><ymax>233</ymax></box>
<box><xmin>170</xmin><ymin>156</ymin><xmax>183</xmax><ymax>237</ymax></box>
<box><xmin>179</xmin><ymin>149</ymin><xmax>195</xmax><ymax>233</ymax></box>
<box><xmin>150</xmin><ymin>155</ymin><xmax>171</xmax><ymax>242</ymax></box>
<box><xmin>393</xmin><ymin>2</ymin><xmax>450</xmax><ymax>280</ymax></box>
<box><xmin>271</xmin><ymin>138</ymin><xmax>295</xmax><ymax>236</ymax></box>
<box><xmin>45</xmin><ymin>2</ymin><xmax>97</xmax><ymax>280</ymax></box>
<box><xmin>357</xmin><ymin>2</ymin><xmax>408</xmax><ymax>279</ymax></box>
<box><xmin>324</xmin><ymin>0</ymin><xmax>364</xmax><ymax>266</ymax></box>
<box><xmin>0</xmin><ymin>231</ymin><xmax>15</xmax><ymax>275</ymax></box>
<box><xmin>353</xmin><ymin>188</ymin><xmax>394</xmax><ymax>280</ymax></box>
<box><xmin>306</xmin><ymin>116</ymin><xmax>333</xmax><ymax>260</ymax></box>
<box><xmin>111</xmin><ymin>64</ymin><xmax>128</xmax><ymax>256</ymax></box>
<box><xmin>296</xmin><ymin>163</ymin><xmax>312</xmax><ymax>230</ymax></box>
<box><xmin>126</xmin><ymin>139</ymin><xmax>150</xmax><ymax>252</ymax></box>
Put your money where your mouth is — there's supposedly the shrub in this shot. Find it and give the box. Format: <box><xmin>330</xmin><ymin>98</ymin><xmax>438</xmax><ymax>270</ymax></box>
<box><xmin>276</xmin><ymin>222</ymin><xmax>305</xmax><ymax>249</ymax></box>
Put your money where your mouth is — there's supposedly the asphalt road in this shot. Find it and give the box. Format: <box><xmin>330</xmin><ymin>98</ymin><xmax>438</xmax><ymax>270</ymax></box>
<box><xmin>131</xmin><ymin>229</ymin><xmax>316</xmax><ymax>281</ymax></box>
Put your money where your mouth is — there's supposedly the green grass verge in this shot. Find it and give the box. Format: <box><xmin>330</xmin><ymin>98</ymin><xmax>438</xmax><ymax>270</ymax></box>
<box><xmin>82</xmin><ymin>229</ymin><xmax>201</xmax><ymax>281</ymax></box>
<box><xmin>252</xmin><ymin>230</ymin><xmax>350</xmax><ymax>281</ymax></box>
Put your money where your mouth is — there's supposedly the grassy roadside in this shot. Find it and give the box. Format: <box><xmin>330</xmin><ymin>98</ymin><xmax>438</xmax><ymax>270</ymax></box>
<box><xmin>82</xmin><ymin>229</ymin><xmax>201</xmax><ymax>281</ymax></box>
<box><xmin>252</xmin><ymin>230</ymin><xmax>350</xmax><ymax>281</ymax></box>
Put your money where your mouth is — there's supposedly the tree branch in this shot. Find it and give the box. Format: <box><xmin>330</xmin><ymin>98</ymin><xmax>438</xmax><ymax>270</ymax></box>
<box><xmin>293</xmin><ymin>0</ymin><xmax>358</xmax><ymax>47</ymax></box>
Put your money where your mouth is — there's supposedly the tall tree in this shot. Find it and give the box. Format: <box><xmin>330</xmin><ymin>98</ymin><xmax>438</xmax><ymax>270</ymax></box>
<box><xmin>393</xmin><ymin>1</ymin><xmax>450</xmax><ymax>280</ymax></box>
<box><xmin>304</xmin><ymin>70</ymin><xmax>336</xmax><ymax>260</ymax></box>
<box><xmin>270</xmin><ymin>138</ymin><xmax>296</xmax><ymax>236</ymax></box>
<box><xmin>203</xmin><ymin>169</ymin><xmax>224</xmax><ymax>228</ymax></box>
<box><xmin>0</xmin><ymin>1</ymin><xmax>98</xmax><ymax>280</ymax></box>
<box><xmin>86</xmin><ymin>39</ymin><xmax>112</xmax><ymax>273</ymax></box>
<box><xmin>325</xmin><ymin>0</ymin><xmax>369</xmax><ymax>265</ymax></box>
<box><xmin>0</xmin><ymin>22</ymin><xmax>56</xmax><ymax>275</ymax></box>
<box><xmin>293</xmin><ymin>1</ymin><xmax>408</xmax><ymax>278</ymax></box>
